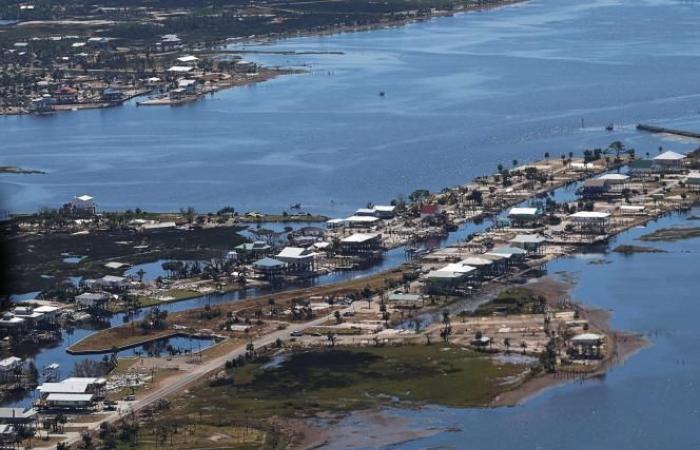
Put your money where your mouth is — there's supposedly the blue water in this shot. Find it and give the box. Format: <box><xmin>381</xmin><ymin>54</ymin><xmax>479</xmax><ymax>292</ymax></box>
<box><xmin>2</xmin><ymin>0</ymin><xmax>700</xmax><ymax>445</ymax></box>
<box><xmin>359</xmin><ymin>209</ymin><xmax>700</xmax><ymax>450</ymax></box>
<box><xmin>4</xmin><ymin>0</ymin><xmax>700</xmax><ymax>216</ymax></box>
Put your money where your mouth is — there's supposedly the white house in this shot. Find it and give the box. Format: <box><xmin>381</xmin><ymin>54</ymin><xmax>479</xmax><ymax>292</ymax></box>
<box><xmin>653</xmin><ymin>151</ymin><xmax>686</xmax><ymax>173</ymax></box>
<box><xmin>69</xmin><ymin>195</ymin><xmax>96</xmax><ymax>214</ymax></box>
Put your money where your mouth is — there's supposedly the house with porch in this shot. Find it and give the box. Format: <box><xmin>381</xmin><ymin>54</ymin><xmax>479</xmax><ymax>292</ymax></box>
<box><xmin>653</xmin><ymin>151</ymin><xmax>686</xmax><ymax>173</ymax></box>
<box><xmin>507</xmin><ymin>207</ymin><xmax>541</xmax><ymax>228</ymax></box>
<box><xmin>568</xmin><ymin>211</ymin><xmax>611</xmax><ymax>235</ymax></box>
<box><xmin>253</xmin><ymin>257</ymin><xmax>288</xmax><ymax>281</ymax></box>
<box><xmin>275</xmin><ymin>247</ymin><xmax>315</xmax><ymax>273</ymax></box>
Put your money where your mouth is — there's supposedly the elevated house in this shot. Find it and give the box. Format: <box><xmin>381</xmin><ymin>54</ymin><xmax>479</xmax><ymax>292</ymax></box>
<box><xmin>68</xmin><ymin>194</ymin><xmax>96</xmax><ymax>215</ymax></box>
<box><xmin>101</xmin><ymin>88</ymin><xmax>125</xmax><ymax>103</ymax></box>
<box><xmin>569</xmin><ymin>333</ymin><xmax>605</xmax><ymax>359</ymax></box>
<box><xmin>252</xmin><ymin>257</ymin><xmax>287</xmax><ymax>281</ymax></box>
<box><xmin>74</xmin><ymin>292</ymin><xmax>110</xmax><ymax>310</ymax></box>
<box><xmin>275</xmin><ymin>247</ymin><xmax>315</xmax><ymax>273</ymax></box>
<box><xmin>507</xmin><ymin>207</ymin><xmax>541</xmax><ymax>228</ymax></box>
<box><xmin>338</xmin><ymin>233</ymin><xmax>382</xmax><ymax>256</ymax></box>
<box><xmin>628</xmin><ymin>159</ymin><xmax>654</xmax><ymax>177</ymax></box>
<box><xmin>235</xmin><ymin>241</ymin><xmax>272</xmax><ymax>260</ymax></box>
<box><xmin>0</xmin><ymin>357</ymin><xmax>23</xmax><ymax>382</ymax></box>
<box><xmin>653</xmin><ymin>151</ymin><xmax>686</xmax><ymax>173</ymax></box>
<box><xmin>29</xmin><ymin>95</ymin><xmax>55</xmax><ymax>113</ymax></box>
<box><xmin>424</xmin><ymin>261</ymin><xmax>476</xmax><ymax>294</ymax></box>
<box><xmin>0</xmin><ymin>407</ymin><xmax>37</xmax><ymax>427</ymax></box>
<box><xmin>486</xmin><ymin>246</ymin><xmax>528</xmax><ymax>266</ymax></box>
<box><xmin>83</xmin><ymin>275</ymin><xmax>128</xmax><ymax>292</ymax></box>
<box><xmin>386</xmin><ymin>292</ymin><xmax>424</xmax><ymax>308</ymax></box>
<box><xmin>687</xmin><ymin>172</ymin><xmax>700</xmax><ymax>191</ymax></box>
<box><xmin>344</xmin><ymin>215</ymin><xmax>380</xmax><ymax>228</ymax></box>
<box><xmin>509</xmin><ymin>234</ymin><xmax>546</xmax><ymax>254</ymax></box>
<box><xmin>53</xmin><ymin>86</ymin><xmax>78</xmax><ymax>104</ymax></box>
<box><xmin>154</xmin><ymin>34</ymin><xmax>183</xmax><ymax>52</ymax></box>
<box><xmin>568</xmin><ymin>211</ymin><xmax>611</xmax><ymax>235</ymax></box>
<box><xmin>373</xmin><ymin>205</ymin><xmax>397</xmax><ymax>219</ymax></box>
<box><xmin>37</xmin><ymin>377</ymin><xmax>106</xmax><ymax>410</ymax></box>
<box><xmin>0</xmin><ymin>314</ymin><xmax>26</xmax><ymax>335</ymax></box>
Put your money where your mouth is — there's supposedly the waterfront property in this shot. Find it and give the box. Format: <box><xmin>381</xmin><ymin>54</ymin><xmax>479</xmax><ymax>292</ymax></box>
<box><xmin>508</xmin><ymin>207</ymin><xmax>542</xmax><ymax>228</ymax></box>
<box><xmin>568</xmin><ymin>211</ymin><xmax>611</xmax><ymax>235</ymax></box>
<box><xmin>653</xmin><ymin>151</ymin><xmax>687</xmax><ymax>173</ymax></box>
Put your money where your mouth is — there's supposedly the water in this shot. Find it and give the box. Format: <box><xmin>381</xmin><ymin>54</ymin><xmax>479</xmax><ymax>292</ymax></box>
<box><xmin>2</xmin><ymin>0</ymin><xmax>700</xmax><ymax>445</ymax></box>
<box><xmin>360</xmin><ymin>208</ymin><xmax>700</xmax><ymax>450</ymax></box>
<box><xmin>4</xmin><ymin>0</ymin><xmax>700</xmax><ymax>216</ymax></box>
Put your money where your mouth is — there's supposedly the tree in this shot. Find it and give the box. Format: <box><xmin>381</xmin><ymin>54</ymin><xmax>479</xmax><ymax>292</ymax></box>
<box><xmin>326</xmin><ymin>332</ymin><xmax>336</xmax><ymax>348</ymax></box>
<box><xmin>136</xmin><ymin>268</ymin><xmax>146</xmax><ymax>283</ymax></box>
<box><xmin>544</xmin><ymin>152</ymin><xmax>550</xmax><ymax>159</ymax></box>
<box><xmin>333</xmin><ymin>310</ymin><xmax>342</xmax><ymax>324</ymax></box>
<box><xmin>440</xmin><ymin>310</ymin><xmax>452</xmax><ymax>343</ymax></box>
<box><xmin>503</xmin><ymin>337</ymin><xmax>511</xmax><ymax>354</ymax></box>
<box><xmin>268</xmin><ymin>298</ymin><xmax>275</xmax><ymax>317</ymax></box>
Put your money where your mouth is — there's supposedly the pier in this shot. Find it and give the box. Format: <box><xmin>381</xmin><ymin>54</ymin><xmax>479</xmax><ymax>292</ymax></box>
<box><xmin>636</xmin><ymin>123</ymin><xmax>700</xmax><ymax>139</ymax></box>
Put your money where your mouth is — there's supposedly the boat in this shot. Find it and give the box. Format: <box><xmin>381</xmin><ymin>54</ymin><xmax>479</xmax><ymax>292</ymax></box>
<box><xmin>606</xmin><ymin>123</ymin><xmax>614</xmax><ymax>131</ymax></box>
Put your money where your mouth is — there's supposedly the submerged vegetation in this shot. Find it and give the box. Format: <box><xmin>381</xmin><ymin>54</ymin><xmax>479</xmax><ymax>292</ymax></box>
<box><xmin>638</xmin><ymin>227</ymin><xmax>700</xmax><ymax>242</ymax></box>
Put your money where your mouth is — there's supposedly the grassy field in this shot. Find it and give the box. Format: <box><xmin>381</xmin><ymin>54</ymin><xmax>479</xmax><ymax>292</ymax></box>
<box><xmin>163</xmin><ymin>345</ymin><xmax>528</xmax><ymax>420</ymax></box>
<box><xmin>474</xmin><ymin>287</ymin><xmax>546</xmax><ymax>316</ymax></box>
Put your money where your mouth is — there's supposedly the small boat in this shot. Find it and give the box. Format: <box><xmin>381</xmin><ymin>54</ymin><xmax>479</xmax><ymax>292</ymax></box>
<box><xmin>606</xmin><ymin>123</ymin><xmax>614</xmax><ymax>131</ymax></box>
<box><xmin>379</xmin><ymin>91</ymin><xmax>385</xmax><ymax>97</ymax></box>
<box><xmin>290</xmin><ymin>203</ymin><xmax>302</xmax><ymax>209</ymax></box>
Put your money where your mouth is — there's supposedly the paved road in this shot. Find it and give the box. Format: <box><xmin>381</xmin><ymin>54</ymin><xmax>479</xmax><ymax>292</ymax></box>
<box><xmin>46</xmin><ymin>312</ymin><xmax>341</xmax><ymax>448</ymax></box>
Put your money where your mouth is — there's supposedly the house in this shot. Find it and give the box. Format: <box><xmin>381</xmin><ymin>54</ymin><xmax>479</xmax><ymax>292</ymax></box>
<box><xmin>235</xmin><ymin>241</ymin><xmax>272</xmax><ymax>259</ymax></box>
<box><xmin>326</xmin><ymin>218</ymin><xmax>346</xmax><ymax>229</ymax></box>
<box><xmin>339</xmin><ymin>233</ymin><xmax>382</xmax><ymax>255</ymax></box>
<box><xmin>83</xmin><ymin>275</ymin><xmax>127</xmax><ymax>291</ymax></box>
<box><xmin>425</xmin><ymin>262</ymin><xmax>476</xmax><ymax>293</ymax></box>
<box><xmin>53</xmin><ymin>86</ymin><xmax>78</xmax><ymax>104</ymax></box>
<box><xmin>33</xmin><ymin>306</ymin><xmax>60</xmax><ymax>324</ymax></box>
<box><xmin>653</xmin><ymin>151</ymin><xmax>686</xmax><ymax>173</ymax></box>
<box><xmin>0</xmin><ymin>408</ymin><xmax>37</xmax><ymax>426</ymax></box>
<box><xmin>344</xmin><ymin>215</ymin><xmax>380</xmax><ymax>228</ymax></box>
<box><xmin>373</xmin><ymin>205</ymin><xmax>396</xmax><ymax>219</ymax></box>
<box><xmin>38</xmin><ymin>378</ymin><xmax>105</xmax><ymax>397</ymax></box>
<box><xmin>486</xmin><ymin>246</ymin><xmax>528</xmax><ymax>263</ymax></box>
<box><xmin>354</xmin><ymin>208</ymin><xmax>376</xmax><ymax>217</ymax></box>
<box><xmin>580</xmin><ymin>179</ymin><xmax>608</xmax><ymax>199</ymax></box>
<box><xmin>569</xmin><ymin>333</ymin><xmax>605</xmax><ymax>359</ymax></box>
<box><xmin>176</xmin><ymin>55</ymin><xmax>199</xmax><ymax>66</ymax></box>
<box><xmin>101</xmin><ymin>88</ymin><xmax>124</xmax><ymax>103</ymax></box>
<box><xmin>234</xmin><ymin>60</ymin><xmax>253</xmax><ymax>72</ymax></box>
<box><xmin>0</xmin><ymin>425</ymin><xmax>16</xmax><ymax>445</ymax></box>
<box><xmin>509</xmin><ymin>234</ymin><xmax>546</xmax><ymax>254</ymax></box>
<box><xmin>74</xmin><ymin>292</ymin><xmax>110</xmax><ymax>309</ymax></box>
<box><xmin>177</xmin><ymin>79</ymin><xmax>198</xmax><ymax>95</ymax></box>
<box><xmin>628</xmin><ymin>159</ymin><xmax>654</xmax><ymax>177</ymax></box>
<box><xmin>0</xmin><ymin>357</ymin><xmax>23</xmax><ymax>381</ymax></box>
<box><xmin>386</xmin><ymin>292</ymin><xmax>424</xmax><ymax>307</ymax></box>
<box><xmin>507</xmin><ymin>207</ymin><xmax>541</xmax><ymax>228</ymax></box>
<box><xmin>28</xmin><ymin>95</ymin><xmax>54</xmax><ymax>113</ymax></box>
<box><xmin>167</xmin><ymin>66</ymin><xmax>194</xmax><ymax>74</ymax></box>
<box><xmin>460</xmin><ymin>256</ymin><xmax>496</xmax><ymax>276</ymax></box>
<box><xmin>619</xmin><ymin>205</ymin><xmax>646</xmax><ymax>216</ymax></box>
<box><xmin>155</xmin><ymin>34</ymin><xmax>183</xmax><ymax>52</ymax></box>
<box><xmin>252</xmin><ymin>257</ymin><xmax>288</xmax><ymax>280</ymax></box>
<box><xmin>11</xmin><ymin>307</ymin><xmax>44</xmax><ymax>326</ymax></box>
<box><xmin>687</xmin><ymin>172</ymin><xmax>700</xmax><ymax>191</ymax></box>
<box><xmin>0</xmin><ymin>314</ymin><xmax>26</xmax><ymax>333</ymax></box>
<box><xmin>43</xmin><ymin>394</ymin><xmax>95</xmax><ymax>410</ymax></box>
<box><xmin>69</xmin><ymin>195</ymin><xmax>96</xmax><ymax>214</ymax></box>
<box><xmin>568</xmin><ymin>211</ymin><xmax>611</xmax><ymax>235</ymax></box>
<box><xmin>275</xmin><ymin>247</ymin><xmax>315</xmax><ymax>273</ymax></box>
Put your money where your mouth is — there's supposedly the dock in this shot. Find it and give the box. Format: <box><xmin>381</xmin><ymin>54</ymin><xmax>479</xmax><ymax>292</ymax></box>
<box><xmin>636</xmin><ymin>123</ymin><xmax>700</xmax><ymax>139</ymax></box>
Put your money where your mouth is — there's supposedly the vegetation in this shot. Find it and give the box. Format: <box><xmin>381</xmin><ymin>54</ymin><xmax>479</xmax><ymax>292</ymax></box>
<box><xmin>474</xmin><ymin>288</ymin><xmax>547</xmax><ymax>316</ymax></box>
<box><xmin>612</xmin><ymin>244</ymin><xmax>666</xmax><ymax>254</ymax></box>
<box><xmin>639</xmin><ymin>227</ymin><xmax>700</xmax><ymax>242</ymax></box>
<box><xmin>138</xmin><ymin>345</ymin><xmax>528</xmax><ymax>448</ymax></box>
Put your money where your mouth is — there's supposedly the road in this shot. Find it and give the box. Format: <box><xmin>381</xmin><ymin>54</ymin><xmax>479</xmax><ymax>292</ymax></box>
<box><xmin>48</xmin><ymin>312</ymin><xmax>340</xmax><ymax>448</ymax></box>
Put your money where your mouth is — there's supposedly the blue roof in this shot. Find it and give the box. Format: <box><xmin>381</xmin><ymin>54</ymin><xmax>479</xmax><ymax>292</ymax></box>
<box><xmin>254</xmin><ymin>257</ymin><xmax>287</xmax><ymax>269</ymax></box>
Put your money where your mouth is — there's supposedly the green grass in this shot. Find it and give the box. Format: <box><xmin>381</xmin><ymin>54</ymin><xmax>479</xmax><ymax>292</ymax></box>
<box><xmin>166</xmin><ymin>345</ymin><xmax>528</xmax><ymax>422</ymax></box>
<box><xmin>474</xmin><ymin>287</ymin><xmax>546</xmax><ymax>316</ymax></box>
